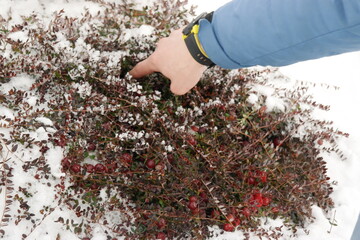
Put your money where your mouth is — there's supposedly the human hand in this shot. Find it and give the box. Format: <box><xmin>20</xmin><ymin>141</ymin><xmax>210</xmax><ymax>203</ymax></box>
<box><xmin>129</xmin><ymin>28</ymin><xmax>207</xmax><ymax>95</ymax></box>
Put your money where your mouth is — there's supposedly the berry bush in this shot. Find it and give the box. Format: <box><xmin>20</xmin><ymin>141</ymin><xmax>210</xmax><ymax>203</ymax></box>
<box><xmin>0</xmin><ymin>0</ymin><xmax>347</xmax><ymax>239</ymax></box>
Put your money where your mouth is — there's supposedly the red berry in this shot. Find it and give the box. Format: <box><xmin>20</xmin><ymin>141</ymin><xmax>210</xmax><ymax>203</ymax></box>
<box><xmin>95</xmin><ymin>163</ymin><xmax>106</xmax><ymax>173</ymax></box>
<box><xmin>226</xmin><ymin>214</ymin><xmax>235</xmax><ymax>223</ymax></box>
<box><xmin>156</xmin><ymin>232</ymin><xmax>166</xmax><ymax>240</ymax></box>
<box><xmin>242</xmin><ymin>207</ymin><xmax>251</xmax><ymax>218</ymax></box>
<box><xmin>191</xmin><ymin>208</ymin><xmax>200</xmax><ymax>215</ymax></box>
<box><xmin>70</xmin><ymin>164</ymin><xmax>81</xmax><ymax>173</ymax></box>
<box><xmin>233</xmin><ymin>218</ymin><xmax>241</xmax><ymax>227</ymax></box>
<box><xmin>87</xmin><ymin>143</ymin><xmax>96</xmax><ymax>151</ymax></box>
<box><xmin>145</xmin><ymin>159</ymin><xmax>156</xmax><ymax>169</ymax></box>
<box><xmin>189</xmin><ymin>196</ymin><xmax>198</xmax><ymax>202</ymax></box>
<box><xmin>223</xmin><ymin>223</ymin><xmax>235</xmax><ymax>232</ymax></box>
<box><xmin>262</xmin><ymin>197</ymin><xmax>271</xmax><ymax>206</ymax></box>
<box><xmin>250</xmin><ymin>193</ymin><xmax>263</xmax><ymax>207</ymax></box>
<box><xmin>85</xmin><ymin>164</ymin><xmax>95</xmax><ymax>173</ymax></box>
<box><xmin>273</xmin><ymin>137</ymin><xmax>281</xmax><ymax>147</ymax></box>
<box><xmin>246</xmin><ymin>177</ymin><xmax>257</xmax><ymax>185</ymax></box>
<box><xmin>256</xmin><ymin>170</ymin><xmax>267</xmax><ymax>183</ymax></box>
<box><xmin>199</xmin><ymin>192</ymin><xmax>208</xmax><ymax>203</ymax></box>
<box><xmin>187</xmin><ymin>201</ymin><xmax>197</xmax><ymax>210</ymax></box>
<box><xmin>106</xmin><ymin>163</ymin><xmax>116</xmax><ymax>173</ymax></box>
<box><xmin>253</xmin><ymin>192</ymin><xmax>263</xmax><ymax>198</ymax></box>
<box><xmin>260</xmin><ymin>173</ymin><xmax>267</xmax><ymax>183</ymax></box>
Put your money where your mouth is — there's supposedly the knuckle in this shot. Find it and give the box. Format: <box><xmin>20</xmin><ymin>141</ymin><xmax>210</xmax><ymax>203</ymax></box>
<box><xmin>170</xmin><ymin>86</ymin><xmax>187</xmax><ymax>96</ymax></box>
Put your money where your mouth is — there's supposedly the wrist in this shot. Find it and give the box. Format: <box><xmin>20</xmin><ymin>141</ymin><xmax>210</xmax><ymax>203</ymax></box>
<box><xmin>182</xmin><ymin>12</ymin><xmax>215</xmax><ymax>67</ymax></box>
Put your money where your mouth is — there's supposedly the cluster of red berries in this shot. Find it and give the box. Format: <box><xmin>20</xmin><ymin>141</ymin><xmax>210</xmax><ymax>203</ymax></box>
<box><xmin>186</xmin><ymin>192</ymin><xmax>209</xmax><ymax>214</ymax></box>
<box><xmin>220</xmin><ymin>192</ymin><xmax>274</xmax><ymax>232</ymax></box>
<box><xmin>145</xmin><ymin>159</ymin><xmax>166</xmax><ymax>172</ymax></box>
<box><xmin>62</xmin><ymin>157</ymin><xmax>117</xmax><ymax>174</ymax></box>
<box><xmin>241</xmin><ymin>169</ymin><xmax>267</xmax><ymax>186</ymax></box>
<box><xmin>237</xmin><ymin>191</ymin><xmax>280</xmax><ymax>222</ymax></box>
<box><xmin>248</xmin><ymin>192</ymin><xmax>271</xmax><ymax>208</ymax></box>
<box><xmin>187</xmin><ymin>196</ymin><xmax>199</xmax><ymax>213</ymax></box>
<box><xmin>62</xmin><ymin>152</ymin><xmax>165</xmax><ymax>175</ymax></box>
<box><xmin>222</xmin><ymin>213</ymin><xmax>241</xmax><ymax>232</ymax></box>
<box><xmin>75</xmin><ymin>162</ymin><xmax>113</xmax><ymax>174</ymax></box>
<box><xmin>185</xmin><ymin>194</ymin><xmax>243</xmax><ymax>233</ymax></box>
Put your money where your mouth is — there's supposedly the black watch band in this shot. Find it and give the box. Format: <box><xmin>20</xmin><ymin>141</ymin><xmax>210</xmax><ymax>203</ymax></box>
<box><xmin>182</xmin><ymin>12</ymin><xmax>215</xmax><ymax>67</ymax></box>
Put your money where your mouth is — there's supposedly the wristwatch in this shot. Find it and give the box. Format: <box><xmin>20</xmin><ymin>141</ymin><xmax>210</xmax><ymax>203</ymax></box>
<box><xmin>182</xmin><ymin>12</ymin><xmax>215</xmax><ymax>67</ymax></box>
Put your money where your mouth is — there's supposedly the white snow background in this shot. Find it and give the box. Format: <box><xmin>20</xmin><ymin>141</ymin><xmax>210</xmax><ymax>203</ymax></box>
<box><xmin>1</xmin><ymin>0</ymin><xmax>360</xmax><ymax>239</ymax></box>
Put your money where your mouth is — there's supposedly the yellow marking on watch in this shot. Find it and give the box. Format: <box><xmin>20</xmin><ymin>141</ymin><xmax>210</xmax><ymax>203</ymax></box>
<box><xmin>182</xmin><ymin>25</ymin><xmax>210</xmax><ymax>58</ymax></box>
<box><xmin>191</xmin><ymin>25</ymin><xmax>210</xmax><ymax>58</ymax></box>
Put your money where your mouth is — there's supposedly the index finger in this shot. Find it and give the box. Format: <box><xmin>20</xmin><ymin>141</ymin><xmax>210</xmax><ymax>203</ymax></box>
<box><xmin>129</xmin><ymin>56</ymin><xmax>158</xmax><ymax>79</ymax></box>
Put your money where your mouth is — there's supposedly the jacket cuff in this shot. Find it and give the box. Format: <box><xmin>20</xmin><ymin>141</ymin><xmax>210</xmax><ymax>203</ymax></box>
<box><xmin>198</xmin><ymin>18</ymin><xmax>241</xmax><ymax>69</ymax></box>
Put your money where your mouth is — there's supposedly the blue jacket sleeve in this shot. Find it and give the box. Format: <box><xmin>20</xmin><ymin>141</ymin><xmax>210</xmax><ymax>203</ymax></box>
<box><xmin>198</xmin><ymin>0</ymin><xmax>360</xmax><ymax>69</ymax></box>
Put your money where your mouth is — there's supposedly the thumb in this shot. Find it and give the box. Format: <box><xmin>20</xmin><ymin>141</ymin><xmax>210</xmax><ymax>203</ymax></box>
<box><xmin>129</xmin><ymin>57</ymin><xmax>158</xmax><ymax>79</ymax></box>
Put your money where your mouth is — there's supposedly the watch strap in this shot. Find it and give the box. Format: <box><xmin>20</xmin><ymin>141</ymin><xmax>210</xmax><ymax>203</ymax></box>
<box><xmin>183</xmin><ymin>12</ymin><xmax>215</xmax><ymax>67</ymax></box>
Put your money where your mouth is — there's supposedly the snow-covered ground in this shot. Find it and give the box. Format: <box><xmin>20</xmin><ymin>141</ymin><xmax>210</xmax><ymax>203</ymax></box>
<box><xmin>1</xmin><ymin>0</ymin><xmax>360</xmax><ymax>239</ymax></box>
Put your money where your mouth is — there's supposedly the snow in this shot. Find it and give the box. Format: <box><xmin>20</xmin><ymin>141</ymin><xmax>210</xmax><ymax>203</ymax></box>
<box><xmin>46</xmin><ymin>147</ymin><xmax>65</xmax><ymax>178</ymax></box>
<box><xmin>0</xmin><ymin>74</ymin><xmax>35</xmax><ymax>94</ymax></box>
<box><xmin>7</xmin><ymin>30</ymin><xmax>29</xmax><ymax>42</ymax></box>
<box><xmin>35</xmin><ymin>117</ymin><xmax>53</xmax><ymax>126</ymax></box>
<box><xmin>122</xmin><ymin>25</ymin><xmax>155</xmax><ymax>42</ymax></box>
<box><xmin>1</xmin><ymin>0</ymin><xmax>359</xmax><ymax>239</ymax></box>
<box><xmin>0</xmin><ymin>107</ymin><xmax>14</xmax><ymax>120</ymax></box>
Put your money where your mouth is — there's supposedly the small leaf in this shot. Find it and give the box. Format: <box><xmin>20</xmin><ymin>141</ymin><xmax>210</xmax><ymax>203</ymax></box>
<box><xmin>11</xmin><ymin>144</ymin><xmax>18</xmax><ymax>152</ymax></box>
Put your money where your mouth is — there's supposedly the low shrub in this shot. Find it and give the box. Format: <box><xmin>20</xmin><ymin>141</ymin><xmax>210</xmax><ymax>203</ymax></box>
<box><xmin>0</xmin><ymin>0</ymin><xmax>347</xmax><ymax>239</ymax></box>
